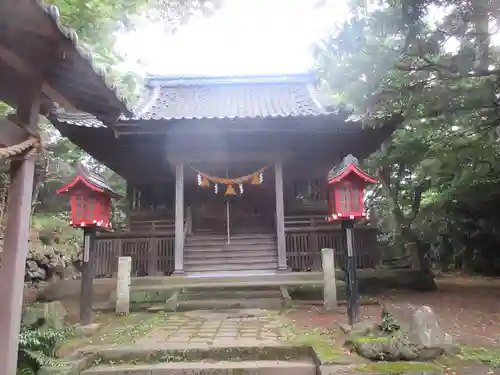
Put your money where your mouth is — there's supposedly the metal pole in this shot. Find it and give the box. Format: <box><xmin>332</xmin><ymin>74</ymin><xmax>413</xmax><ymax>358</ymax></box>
<box><xmin>80</xmin><ymin>227</ymin><xmax>96</xmax><ymax>325</ymax></box>
<box><xmin>343</xmin><ymin>220</ymin><xmax>359</xmax><ymax>325</ymax></box>
<box><xmin>225</xmin><ymin>166</ymin><xmax>231</xmax><ymax>245</ymax></box>
<box><xmin>226</xmin><ymin>199</ymin><xmax>231</xmax><ymax>245</ymax></box>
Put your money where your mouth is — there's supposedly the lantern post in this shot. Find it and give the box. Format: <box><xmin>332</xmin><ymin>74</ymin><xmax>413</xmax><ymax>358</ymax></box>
<box><xmin>326</xmin><ymin>154</ymin><xmax>377</xmax><ymax>325</ymax></box>
<box><xmin>56</xmin><ymin>165</ymin><xmax>121</xmax><ymax>325</ymax></box>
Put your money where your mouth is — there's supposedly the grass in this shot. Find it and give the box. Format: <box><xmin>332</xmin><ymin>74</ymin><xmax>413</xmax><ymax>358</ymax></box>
<box><xmin>281</xmin><ymin>319</ymin><xmax>346</xmax><ymax>364</ymax></box>
<box><xmin>459</xmin><ymin>346</ymin><xmax>500</xmax><ymax>367</ymax></box>
<box><xmin>355</xmin><ymin>362</ymin><xmax>444</xmax><ymax>374</ymax></box>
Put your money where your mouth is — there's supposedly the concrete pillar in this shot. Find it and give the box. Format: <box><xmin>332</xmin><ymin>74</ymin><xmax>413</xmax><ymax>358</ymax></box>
<box><xmin>321</xmin><ymin>248</ymin><xmax>337</xmax><ymax>311</ymax></box>
<box><xmin>274</xmin><ymin>161</ymin><xmax>287</xmax><ymax>271</ymax></box>
<box><xmin>173</xmin><ymin>163</ymin><xmax>184</xmax><ymax>274</ymax></box>
<box><xmin>116</xmin><ymin>256</ymin><xmax>132</xmax><ymax>315</ymax></box>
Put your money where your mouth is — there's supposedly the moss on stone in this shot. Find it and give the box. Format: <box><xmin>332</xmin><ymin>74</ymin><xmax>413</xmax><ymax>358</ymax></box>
<box><xmin>129</xmin><ymin>289</ymin><xmax>173</xmax><ymax>304</ymax></box>
<box><xmin>353</xmin><ymin>335</ymin><xmax>394</xmax><ymax>344</ymax></box>
<box><xmin>283</xmin><ymin>322</ymin><xmax>346</xmax><ymax>364</ymax></box>
<box><xmin>356</xmin><ymin>361</ymin><xmax>444</xmax><ymax>374</ymax></box>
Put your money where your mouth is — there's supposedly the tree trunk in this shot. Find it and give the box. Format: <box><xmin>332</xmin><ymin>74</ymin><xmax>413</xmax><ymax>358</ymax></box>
<box><xmin>377</xmin><ymin>167</ymin><xmax>432</xmax><ymax>274</ymax></box>
<box><xmin>472</xmin><ymin>0</ymin><xmax>490</xmax><ymax>71</ymax></box>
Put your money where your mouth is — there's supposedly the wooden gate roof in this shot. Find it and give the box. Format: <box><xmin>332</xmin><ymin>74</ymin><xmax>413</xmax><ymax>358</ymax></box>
<box><xmin>0</xmin><ymin>0</ymin><xmax>131</xmax><ymax>122</ymax></box>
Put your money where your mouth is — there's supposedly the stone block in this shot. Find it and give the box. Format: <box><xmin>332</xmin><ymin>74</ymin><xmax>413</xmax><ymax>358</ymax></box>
<box><xmin>321</xmin><ymin>248</ymin><xmax>337</xmax><ymax>311</ymax></box>
<box><xmin>74</xmin><ymin>322</ymin><xmax>101</xmax><ymax>337</ymax></box>
<box><xmin>22</xmin><ymin>301</ymin><xmax>68</xmax><ymax>330</ymax></box>
<box><xmin>384</xmin><ymin>303</ymin><xmax>457</xmax><ymax>355</ymax></box>
<box><xmin>115</xmin><ymin>256</ymin><xmax>131</xmax><ymax>315</ymax></box>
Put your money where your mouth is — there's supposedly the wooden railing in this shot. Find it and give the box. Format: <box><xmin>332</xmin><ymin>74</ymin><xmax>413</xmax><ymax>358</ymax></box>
<box><xmin>129</xmin><ymin>209</ymin><xmax>174</xmax><ymax>232</ymax></box>
<box><xmin>93</xmin><ymin>214</ymin><xmax>379</xmax><ymax>278</ymax></box>
<box><xmin>285</xmin><ymin>215</ymin><xmax>379</xmax><ymax>271</ymax></box>
<box><xmin>93</xmin><ymin>232</ymin><xmax>175</xmax><ymax>277</ymax></box>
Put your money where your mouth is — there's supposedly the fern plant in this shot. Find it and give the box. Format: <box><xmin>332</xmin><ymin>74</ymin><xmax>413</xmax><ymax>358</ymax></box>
<box><xmin>380</xmin><ymin>310</ymin><xmax>400</xmax><ymax>334</ymax></box>
<box><xmin>17</xmin><ymin>318</ymin><xmax>74</xmax><ymax>375</ymax></box>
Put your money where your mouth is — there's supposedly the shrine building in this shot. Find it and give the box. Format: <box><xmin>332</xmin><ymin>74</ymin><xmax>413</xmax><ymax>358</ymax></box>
<box><xmin>49</xmin><ymin>73</ymin><xmax>393</xmax><ymax>276</ymax></box>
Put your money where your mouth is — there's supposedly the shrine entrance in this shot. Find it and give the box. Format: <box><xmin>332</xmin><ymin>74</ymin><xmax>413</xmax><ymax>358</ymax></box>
<box><xmin>187</xmin><ymin>163</ymin><xmax>275</xmax><ymax>236</ymax></box>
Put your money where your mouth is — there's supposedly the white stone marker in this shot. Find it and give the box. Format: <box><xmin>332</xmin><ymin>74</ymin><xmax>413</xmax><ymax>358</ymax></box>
<box><xmin>321</xmin><ymin>248</ymin><xmax>337</xmax><ymax>311</ymax></box>
<box><xmin>116</xmin><ymin>256</ymin><xmax>132</xmax><ymax>315</ymax></box>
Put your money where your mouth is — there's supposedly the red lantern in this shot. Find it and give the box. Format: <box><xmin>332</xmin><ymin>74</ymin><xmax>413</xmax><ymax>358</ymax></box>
<box><xmin>326</xmin><ymin>154</ymin><xmax>377</xmax><ymax>222</ymax></box>
<box><xmin>56</xmin><ymin>166</ymin><xmax>121</xmax><ymax>229</ymax></box>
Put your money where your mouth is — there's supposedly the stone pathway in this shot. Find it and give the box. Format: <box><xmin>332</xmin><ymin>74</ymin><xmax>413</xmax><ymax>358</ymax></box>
<box><xmin>135</xmin><ymin>309</ymin><xmax>289</xmax><ymax>347</ymax></box>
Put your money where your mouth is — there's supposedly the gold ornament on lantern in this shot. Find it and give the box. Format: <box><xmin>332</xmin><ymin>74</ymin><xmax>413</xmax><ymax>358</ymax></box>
<box><xmin>225</xmin><ymin>184</ymin><xmax>236</xmax><ymax>196</ymax></box>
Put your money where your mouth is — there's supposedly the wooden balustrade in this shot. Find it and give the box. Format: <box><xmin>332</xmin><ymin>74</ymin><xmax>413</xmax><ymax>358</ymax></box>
<box><xmin>92</xmin><ymin>215</ymin><xmax>379</xmax><ymax>278</ymax></box>
<box><xmin>284</xmin><ymin>214</ymin><xmax>379</xmax><ymax>271</ymax></box>
<box><xmin>93</xmin><ymin>233</ymin><xmax>175</xmax><ymax>277</ymax></box>
<box><xmin>285</xmin><ymin>228</ymin><xmax>379</xmax><ymax>271</ymax></box>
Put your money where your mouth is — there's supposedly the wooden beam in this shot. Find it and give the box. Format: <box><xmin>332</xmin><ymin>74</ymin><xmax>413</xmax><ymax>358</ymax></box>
<box><xmin>0</xmin><ymin>0</ymin><xmax>59</xmax><ymax>39</ymax></box>
<box><xmin>166</xmin><ymin>150</ymin><xmax>290</xmax><ymax>164</ymax></box>
<box><xmin>0</xmin><ymin>43</ymin><xmax>77</xmax><ymax>111</ymax></box>
<box><xmin>0</xmin><ymin>86</ymin><xmax>41</xmax><ymax>375</ymax></box>
<box><xmin>274</xmin><ymin>161</ymin><xmax>288</xmax><ymax>272</ymax></box>
<box><xmin>0</xmin><ymin>118</ymin><xmax>29</xmax><ymax>147</ymax></box>
<box><xmin>173</xmin><ymin>164</ymin><xmax>184</xmax><ymax>275</ymax></box>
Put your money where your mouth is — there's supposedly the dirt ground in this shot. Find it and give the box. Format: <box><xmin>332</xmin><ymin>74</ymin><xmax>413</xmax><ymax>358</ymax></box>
<box><xmin>286</xmin><ymin>276</ymin><xmax>500</xmax><ymax>374</ymax></box>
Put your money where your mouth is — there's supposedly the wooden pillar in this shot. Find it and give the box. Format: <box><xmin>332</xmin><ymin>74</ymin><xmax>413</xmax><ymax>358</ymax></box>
<box><xmin>173</xmin><ymin>164</ymin><xmax>184</xmax><ymax>274</ymax></box>
<box><xmin>274</xmin><ymin>161</ymin><xmax>288</xmax><ymax>271</ymax></box>
<box><xmin>125</xmin><ymin>182</ymin><xmax>133</xmax><ymax>229</ymax></box>
<box><xmin>147</xmin><ymin>237</ymin><xmax>159</xmax><ymax>276</ymax></box>
<box><xmin>80</xmin><ymin>227</ymin><xmax>97</xmax><ymax>325</ymax></box>
<box><xmin>0</xmin><ymin>92</ymin><xmax>40</xmax><ymax>375</ymax></box>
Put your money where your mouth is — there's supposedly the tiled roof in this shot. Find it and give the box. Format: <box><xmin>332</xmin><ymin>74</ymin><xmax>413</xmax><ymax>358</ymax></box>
<box><xmin>327</xmin><ymin>154</ymin><xmax>360</xmax><ymax>181</ymax></box>
<box><xmin>41</xmin><ymin>3</ymin><xmax>132</xmax><ymax>115</ymax></box>
<box><xmin>78</xmin><ymin>165</ymin><xmax>121</xmax><ymax>198</ymax></box>
<box><xmin>131</xmin><ymin>74</ymin><xmax>342</xmax><ymax>121</ymax></box>
<box><xmin>50</xmin><ymin>74</ymin><xmax>356</xmax><ymax>128</ymax></box>
<box><xmin>327</xmin><ymin>154</ymin><xmax>377</xmax><ymax>183</ymax></box>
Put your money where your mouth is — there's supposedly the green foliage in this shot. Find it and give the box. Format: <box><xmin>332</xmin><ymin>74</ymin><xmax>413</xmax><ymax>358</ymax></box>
<box><xmin>41</xmin><ymin>0</ymin><xmax>222</xmax><ymax>99</ymax></box>
<box><xmin>17</xmin><ymin>318</ymin><xmax>74</xmax><ymax>375</ymax></box>
<box><xmin>315</xmin><ymin>0</ymin><xmax>500</xmax><ymax>274</ymax></box>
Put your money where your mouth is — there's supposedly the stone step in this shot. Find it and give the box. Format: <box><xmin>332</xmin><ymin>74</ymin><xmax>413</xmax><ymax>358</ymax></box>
<box><xmin>185</xmin><ymin>239</ymin><xmax>277</xmax><ymax>247</ymax></box>
<box><xmin>129</xmin><ymin>273</ymin><xmax>326</xmax><ymax>289</ymax></box>
<box><xmin>184</xmin><ymin>249</ymin><xmax>277</xmax><ymax>259</ymax></box>
<box><xmin>176</xmin><ymin>298</ymin><xmax>284</xmax><ymax>311</ymax></box>
<box><xmin>188</xmin><ymin>233</ymin><xmax>276</xmax><ymax>240</ymax></box>
<box><xmin>184</xmin><ymin>256</ymin><xmax>278</xmax><ymax>266</ymax></box>
<box><xmin>184</xmin><ymin>243</ymin><xmax>278</xmax><ymax>252</ymax></box>
<box><xmin>82</xmin><ymin>360</ymin><xmax>316</xmax><ymax>375</ymax></box>
<box><xmin>179</xmin><ymin>287</ymin><xmax>282</xmax><ymax>300</ymax></box>
<box><xmin>184</xmin><ymin>263</ymin><xmax>278</xmax><ymax>273</ymax></box>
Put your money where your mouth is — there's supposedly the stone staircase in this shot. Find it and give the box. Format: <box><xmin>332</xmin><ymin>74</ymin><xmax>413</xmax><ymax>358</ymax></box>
<box><xmin>183</xmin><ymin>233</ymin><xmax>278</xmax><ymax>274</ymax></box>
<box><xmin>175</xmin><ymin>284</ymin><xmax>287</xmax><ymax>311</ymax></box>
<box><xmin>78</xmin><ymin>346</ymin><xmax>318</xmax><ymax>375</ymax></box>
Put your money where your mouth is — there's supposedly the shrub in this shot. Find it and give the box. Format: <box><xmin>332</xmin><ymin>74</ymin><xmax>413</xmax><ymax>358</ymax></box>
<box><xmin>17</xmin><ymin>318</ymin><xmax>74</xmax><ymax>375</ymax></box>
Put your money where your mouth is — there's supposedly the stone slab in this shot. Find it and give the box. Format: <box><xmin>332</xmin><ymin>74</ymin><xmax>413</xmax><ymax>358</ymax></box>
<box><xmin>82</xmin><ymin>360</ymin><xmax>316</xmax><ymax>375</ymax></box>
<box><xmin>115</xmin><ymin>257</ymin><xmax>131</xmax><ymax>315</ymax></box>
<box><xmin>321</xmin><ymin>248</ymin><xmax>337</xmax><ymax>311</ymax></box>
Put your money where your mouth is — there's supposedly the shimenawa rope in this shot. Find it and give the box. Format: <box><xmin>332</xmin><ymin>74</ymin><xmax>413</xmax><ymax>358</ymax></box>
<box><xmin>0</xmin><ymin>115</ymin><xmax>42</xmax><ymax>160</ymax></box>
